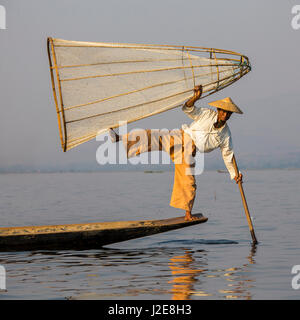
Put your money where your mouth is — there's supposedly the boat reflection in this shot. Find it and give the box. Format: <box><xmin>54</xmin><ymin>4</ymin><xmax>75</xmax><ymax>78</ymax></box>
<box><xmin>168</xmin><ymin>244</ymin><xmax>257</xmax><ymax>300</ymax></box>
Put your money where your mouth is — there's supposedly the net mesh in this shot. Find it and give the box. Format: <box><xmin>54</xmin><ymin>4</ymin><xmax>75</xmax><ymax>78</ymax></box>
<box><xmin>47</xmin><ymin>38</ymin><xmax>250</xmax><ymax>151</ymax></box>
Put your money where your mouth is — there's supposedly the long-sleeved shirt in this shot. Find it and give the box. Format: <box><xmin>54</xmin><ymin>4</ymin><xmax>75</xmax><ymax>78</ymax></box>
<box><xmin>182</xmin><ymin>104</ymin><xmax>236</xmax><ymax>179</ymax></box>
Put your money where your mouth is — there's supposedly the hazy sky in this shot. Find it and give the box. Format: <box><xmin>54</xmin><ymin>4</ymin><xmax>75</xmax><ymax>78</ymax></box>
<box><xmin>0</xmin><ymin>0</ymin><xmax>299</xmax><ymax>169</ymax></box>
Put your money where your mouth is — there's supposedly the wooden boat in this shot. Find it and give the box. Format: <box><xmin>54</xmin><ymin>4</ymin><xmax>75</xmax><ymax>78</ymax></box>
<box><xmin>0</xmin><ymin>213</ymin><xmax>207</xmax><ymax>251</ymax></box>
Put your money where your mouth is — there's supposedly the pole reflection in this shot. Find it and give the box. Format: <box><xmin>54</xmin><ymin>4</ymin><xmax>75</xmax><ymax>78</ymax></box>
<box><xmin>218</xmin><ymin>244</ymin><xmax>257</xmax><ymax>300</ymax></box>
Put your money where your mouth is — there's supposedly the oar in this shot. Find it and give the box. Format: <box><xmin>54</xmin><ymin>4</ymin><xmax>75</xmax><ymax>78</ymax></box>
<box><xmin>232</xmin><ymin>154</ymin><xmax>258</xmax><ymax>245</ymax></box>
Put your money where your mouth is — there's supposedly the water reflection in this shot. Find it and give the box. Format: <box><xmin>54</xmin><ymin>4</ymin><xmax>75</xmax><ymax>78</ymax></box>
<box><xmin>0</xmin><ymin>244</ymin><xmax>258</xmax><ymax>299</ymax></box>
<box><xmin>168</xmin><ymin>244</ymin><xmax>257</xmax><ymax>300</ymax></box>
<box><xmin>168</xmin><ymin>250</ymin><xmax>209</xmax><ymax>300</ymax></box>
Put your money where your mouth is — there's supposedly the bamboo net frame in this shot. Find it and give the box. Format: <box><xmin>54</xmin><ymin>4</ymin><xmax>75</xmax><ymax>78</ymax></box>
<box><xmin>47</xmin><ymin>37</ymin><xmax>251</xmax><ymax>151</ymax></box>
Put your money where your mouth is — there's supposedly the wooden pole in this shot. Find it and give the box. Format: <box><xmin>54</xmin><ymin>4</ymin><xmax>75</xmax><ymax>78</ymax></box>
<box><xmin>232</xmin><ymin>155</ymin><xmax>258</xmax><ymax>244</ymax></box>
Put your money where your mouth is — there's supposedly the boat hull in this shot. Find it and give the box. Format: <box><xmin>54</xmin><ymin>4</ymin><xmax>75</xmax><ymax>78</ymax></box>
<box><xmin>0</xmin><ymin>213</ymin><xmax>207</xmax><ymax>251</ymax></box>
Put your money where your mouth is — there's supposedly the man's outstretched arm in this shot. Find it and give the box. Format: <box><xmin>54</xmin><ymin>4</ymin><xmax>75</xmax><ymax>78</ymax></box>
<box><xmin>182</xmin><ymin>85</ymin><xmax>203</xmax><ymax>119</ymax></box>
<box><xmin>185</xmin><ymin>85</ymin><xmax>203</xmax><ymax>107</ymax></box>
<box><xmin>220</xmin><ymin>136</ymin><xmax>243</xmax><ymax>183</ymax></box>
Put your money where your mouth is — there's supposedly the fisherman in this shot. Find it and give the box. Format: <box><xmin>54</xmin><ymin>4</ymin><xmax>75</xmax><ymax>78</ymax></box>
<box><xmin>109</xmin><ymin>85</ymin><xmax>243</xmax><ymax>221</ymax></box>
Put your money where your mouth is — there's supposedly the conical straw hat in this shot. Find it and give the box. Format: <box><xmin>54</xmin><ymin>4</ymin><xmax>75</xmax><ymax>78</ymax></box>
<box><xmin>208</xmin><ymin>97</ymin><xmax>243</xmax><ymax>114</ymax></box>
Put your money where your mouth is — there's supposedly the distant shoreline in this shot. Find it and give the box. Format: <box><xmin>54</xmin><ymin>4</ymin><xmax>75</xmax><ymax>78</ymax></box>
<box><xmin>1</xmin><ymin>167</ymin><xmax>300</xmax><ymax>174</ymax></box>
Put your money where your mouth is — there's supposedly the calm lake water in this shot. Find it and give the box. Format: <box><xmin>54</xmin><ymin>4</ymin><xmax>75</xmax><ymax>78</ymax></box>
<box><xmin>0</xmin><ymin>169</ymin><xmax>299</xmax><ymax>300</ymax></box>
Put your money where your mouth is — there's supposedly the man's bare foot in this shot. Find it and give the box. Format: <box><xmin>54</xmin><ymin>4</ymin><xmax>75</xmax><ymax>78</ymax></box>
<box><xmin>185</xmin><ymin>211</ymin><xmax>198</xmax><ymax>221</ymax></box>
<box><xmin>109</xmin><ymin>128</ymin><xmax>120</xmax><ymax>143</ymax></box>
